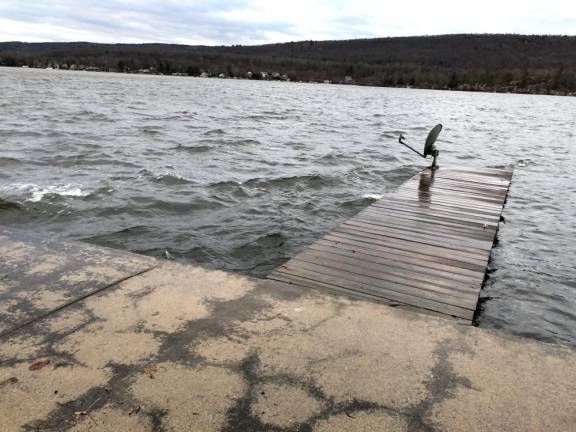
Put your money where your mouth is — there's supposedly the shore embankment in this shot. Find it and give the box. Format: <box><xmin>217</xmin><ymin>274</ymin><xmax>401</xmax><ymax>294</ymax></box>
<box><xmin>1</xmin><ymin>226</ymin><xmax>575</xmax><ymax>431</ymax></box>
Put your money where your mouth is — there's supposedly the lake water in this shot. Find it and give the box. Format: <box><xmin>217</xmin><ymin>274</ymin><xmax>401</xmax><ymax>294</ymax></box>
<box><xmin>1</xmin><ymin>67</ymin><xmax>575</xmax><ymax>345</ymax></box>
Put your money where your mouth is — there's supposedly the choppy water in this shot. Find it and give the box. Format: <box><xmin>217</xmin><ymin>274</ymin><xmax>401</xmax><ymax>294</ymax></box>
<box><xmin>1</xmin><ymin>67</ymin><xmax>575</xmax><ymax>345</ymax></box>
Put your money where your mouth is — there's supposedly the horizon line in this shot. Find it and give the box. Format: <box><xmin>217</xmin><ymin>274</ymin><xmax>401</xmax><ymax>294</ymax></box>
<box><xmin>1</xmin><ymin>32</ymin><xmax>575</xmax><ymax>48</ymax></box>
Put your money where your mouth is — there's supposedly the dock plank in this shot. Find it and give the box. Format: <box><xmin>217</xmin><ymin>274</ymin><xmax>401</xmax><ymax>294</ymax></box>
<box><xmin>294</xmin><ymin>251</ymin><xmax>480</xmax><ymax>295</ymax></box>
<box><xmin>322</xmin><ymin>233</ymin><xmax>487</xmax><ymax>272</ymax></box>
<box><xmin>267</xmin><ymin>166</ymin><xmax>513</xmax><ymax>323</ymax></box>
<box><xmin>308</xmin><ymin>243</ymin><xmax>483</xmax><ymax>283</ymax></box>
<box><xmin>343</xmin><ymin>219</ymin><xmax>495</xmax><ymax>250</ymax></box>
<box><xmin>329</xmin><ymin>229</ymin><xmax>489</xmax><ymax>261</ymax></box>
<box><xmin>369</xmin><ymin>200</ymin><xmax>502</xmax><ymax>219</ymax></box>
<box><xmin>275</xmin><ymin>262</ymin><xmax>479</xmax><ymax>311</ymax></box>
<box><xmin>313</xmin><ymin>240</ymin><xmax>485</xmax><ymax>278</ymax></box>
<box><xmin>354</xmin><ymin>212</ymin><xmax>497</xmax><ymax>238</ymax></box>
<box><xmin>272</xmin><ymin>265</ymin><xmax>475</xmax><ymax>320</ymax></box>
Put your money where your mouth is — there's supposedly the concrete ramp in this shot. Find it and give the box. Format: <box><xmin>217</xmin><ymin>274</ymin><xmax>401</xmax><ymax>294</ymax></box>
<box><xmin>0</xmin><ymin>227</ymin><xmax>156</xmax><ymax>337</ymax></box>
<box><xmin>0</xmin><ymin>228</ymin><xmax>575</xmax><ymax>432</ymax></box>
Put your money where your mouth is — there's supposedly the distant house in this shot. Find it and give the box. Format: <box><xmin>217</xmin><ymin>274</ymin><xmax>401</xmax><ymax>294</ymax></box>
<box><xmin>200</xmin><ymin>72</ymin><xmax>209</xmax><ymax>78</ymax></box>
<box><xmin>218</xmin><ymin>73</ymin><xmax>226</xmax><ymax>78</ymax></box>
<box><xmin>323</xmin><ymin>80</ymin><xmax>332</xmax><ymax>84</ymax></box>
<box><xmin>344</xmin><ymin>76</ymin><xmax>353</xmax><ymax>83</ymax></box>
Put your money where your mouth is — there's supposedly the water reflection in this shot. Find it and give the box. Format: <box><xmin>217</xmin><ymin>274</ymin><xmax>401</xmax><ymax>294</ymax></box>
<box><xmin>417</xmin><ymin>169</ymin><xmax>435</xmax><ymax>206</ymax></box>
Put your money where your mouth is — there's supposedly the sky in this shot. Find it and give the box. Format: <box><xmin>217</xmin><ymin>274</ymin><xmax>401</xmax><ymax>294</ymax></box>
<box><xmin>0</xmin><ymin>0</ymin><xmax>575</xmax><ymax>45</ymax></box>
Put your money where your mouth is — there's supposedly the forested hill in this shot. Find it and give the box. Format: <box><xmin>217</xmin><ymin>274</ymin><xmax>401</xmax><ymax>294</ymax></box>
<box><xmin>1</xmin><ymin>34</ymin><xmax>575</xmax><ymax>95</ymax></box>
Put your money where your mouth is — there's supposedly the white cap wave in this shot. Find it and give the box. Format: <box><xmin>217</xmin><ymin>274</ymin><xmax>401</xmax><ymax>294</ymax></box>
<box><xmin>0</xmin><ymin>183</ymin><xmax>89</xmax><ymax>202</ymax></box>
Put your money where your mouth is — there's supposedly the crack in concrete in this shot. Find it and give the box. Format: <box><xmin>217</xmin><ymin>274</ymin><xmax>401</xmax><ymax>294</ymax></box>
<box><xmin>223</xmin><ymin>351</ymin><xmax>411</xmax><ymax>432</ymax></box>
<box><xmin>405</xmin><ymin>334</ymin><xmax>474</xmax><ymax>432</ymax></box>
<box><xmin>0</xmin><ymin>265</ymin><xmax>159</xmax><ymax>340</ymax></box>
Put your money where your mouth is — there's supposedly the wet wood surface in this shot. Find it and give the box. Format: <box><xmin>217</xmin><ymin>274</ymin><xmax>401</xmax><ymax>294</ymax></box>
<box><xmin>268</xmin><ymin>166</ymin><xmax>514</xmax><ymax>322</ymax></box>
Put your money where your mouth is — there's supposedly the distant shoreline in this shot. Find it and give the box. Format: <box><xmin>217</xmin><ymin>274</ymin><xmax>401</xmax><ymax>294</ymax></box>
<box><xmin>4</xmin><ymin>65</ymin><xmax>574</xmax><ymax>97</ymax></box>
<box><xmin>2</xmin><ymin>34</ymin><xmax>575</xmax><ymax>97</ymax></box>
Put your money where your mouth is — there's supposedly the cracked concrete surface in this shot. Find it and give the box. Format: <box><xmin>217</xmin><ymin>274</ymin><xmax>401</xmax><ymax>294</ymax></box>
<box><xmin>0</xmin><ymin>227</ymin><xmax>157</xmax><ymax>337</ymax></box>
<box><xmin>1</xmin><ymin>228</ymin><xmax>575</xmax><ymax>431</ymax></box>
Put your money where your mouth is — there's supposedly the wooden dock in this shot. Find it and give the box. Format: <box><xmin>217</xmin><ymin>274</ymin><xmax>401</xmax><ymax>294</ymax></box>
<box><xmin>268</xmin><ymin>166</ymin><xmax>514</xmax><ymax>322</ymax></box>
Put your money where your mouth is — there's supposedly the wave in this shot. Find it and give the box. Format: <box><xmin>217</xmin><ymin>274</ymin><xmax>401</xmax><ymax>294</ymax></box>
<box><xmin>152</xmin><ymin>174</ymin><xmax>193</xmax><ymax>185</ymax></box>
<box><xmin>0</xmin><ymin>197</ymin><xmax>22</xmax><ymax>211</ymax></box>
<box><xmin>229</xmin><ymin>139</ymin><xmax>260</xmax><ymax>146</ymax></box>
<box><xmin>141</xmin><ymin>128</ymin><xmax>163</xmax><ymax>135</ymax></box>
<box><xmin>175</xmin><ymin>144</ymin><xmax>212</xmax><ymax>153</ymax></box>
<box><xmin>316</xmin><ymin>151</ymin><xmax>347</xmax><ymax>163</ymax></box>
<box><xmin>249</xmin><ymin>232</ymin><xmax>287</xmax><ymax>248</ymax></box>
<box><xmin>204</xmin><ymin>128</ymin><xmax>226</xmax><ymax>136</ymax></box>
<box><xmin>232</xmin><ymin>232</ymin><xmax>287</xmax><ymax>257</ymax></box>
<box><xmin>0</xmin><ymin>183</ymin><xmax>89</xmax><ymax>202</ymax></box>
<box><xmin>455</xmin><ymin>154</ymin><xmax>477</xmax><ymax>160</ymax></box>
<box><xmin>83</xmin><ymin>225</ymin><xmax>153</xmax><ymax>243</ymax></box>
<box><xmin>244</xmin><ymin>113</ymin><xmax>297</xmax><ymax>121</ymax></box>
<box><xmin>35</xmin><ymin>154</ymin><xmax>140</xmax><ymax>168</ymax></box>
<box><xmin>341</xmin><ymin>196</ymin><xmax>382</xmax><ymax>208</ymax></box>
<box><xmin>204</xmin><ymin>174</ymin><xmax>339</xmax><ymax>192</ymax></box>
<box><xmin>244</xmin><ymin>173</ymin><xmax>337</xmax><ymax>189</ymax></box>
<box><xmin>193</xmin><ymin>138</ymin><xmax>261</xmax><ymax>147</ymax></box>
<box><xmin>208</xmin><ymin>180</ymin><xmax>243</xmax><ymax>189</ymax></box>
<box><xmin>139</xmin><ymin>169</ymin><xmax>194</xmax><ymax>185</ymax></box>
<box><xmin>140</xmin><ymin>197</ymin><xmax>224</xmax><ymax>213</ymax></box>
<box><xmin>362</xmin><ymin>193</ymin><xmax>384</xmax><ymax>201</ymax></box>
<box><xmin>0</xmin><ymin>157</ymin><xmax>23</xmax><ymax>167</ymax></box>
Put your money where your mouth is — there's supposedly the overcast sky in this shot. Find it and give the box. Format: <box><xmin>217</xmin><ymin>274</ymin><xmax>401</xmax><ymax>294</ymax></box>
<box><xmin>0</xmin><ymin>0</ymin><xmax>574</xmax><ymax>45</ymax></box>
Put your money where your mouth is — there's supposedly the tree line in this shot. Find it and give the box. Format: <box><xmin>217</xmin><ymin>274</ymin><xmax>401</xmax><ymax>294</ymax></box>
<box><xmin>1</xmin><ymin>34</ymin><xmax>575</xmax><ymax>95</ymax></box>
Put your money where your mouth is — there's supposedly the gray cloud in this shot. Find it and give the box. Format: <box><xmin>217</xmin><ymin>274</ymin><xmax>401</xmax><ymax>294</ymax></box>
<box><xmin>0</xmin><ymin>0</ymin><xmax>574</xmax><ymax>45</ymax></box>
<box><xmin>0</xmin><ymin>0</ymin><xmax>297</xmax><ymax>44</ymax></box>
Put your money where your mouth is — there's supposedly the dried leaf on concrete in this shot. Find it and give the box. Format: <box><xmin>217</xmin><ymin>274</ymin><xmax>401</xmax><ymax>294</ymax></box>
<box><xmin>146</xmin><ymin>366</ymin><xmax>157</xmax><ymax>379</ymax></box>
<box><xmin>28</xmin><ymin>359</ymin><xmax>50</xmax><ymax>371</ymax></box>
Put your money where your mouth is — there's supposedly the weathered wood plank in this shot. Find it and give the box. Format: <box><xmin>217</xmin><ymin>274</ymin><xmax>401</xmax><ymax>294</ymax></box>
<box><xmin>427</xmin><ymin>172</ymin><xmax>511</xmax><ymax>186</ymax></box>
<box><xmin>341</xmin><ymin>220</ymin><xmax>494</xmax><ymax>252</ymax></box>
<box><xmin>355</xmin><ymin>211</ymin><xmax>497</xmax><ymax>237</ymax></box>
<box><xmin>270</xmin><ymin>266</ymin><xmax>476</xmax><ymax>320</ymax></box>
<box><xmin>345</xmin><ymin>216</ymin><xmax>493</xmax><ymax>243</ymax></box>
<box><xmin>419</xmin><ymin>175</ymin><xmax>510</xmax><ymax>189</ymax></box>
<box><xmin>445</xmin><ymin>166</ymin><xmax>513</xmax><ymax>180</ymax></box>
<box><xmin>308</xmin><ymin>242</ymin><xmax>484</xmax><ymax>283</ymax></box>
<box><xmin>404</xmin><ymin>178</ymin><xmax>510</xmax><ymax>196</ymax></box>
<box><xmin>395</xmin><ymin>188</ymin><xmax>504</xmax><ymax>205</ymax></box>
<box><xmin>358</xmin><ymin>205</ymin><xmax>500</xmax><ymax>230</ymax></box>
<box><xmin>295</xmin><ymin>250</ymin><xmax>480</xmax><ymax>295</ymax></box>
<box><xmin>314</xmin><ymin>239</ymin><xmax>485</xmax><ymax>278</ymax></box>
<box><xmin>275</xmin><ymin>259</ymin><xmax>479</xmax><ymax>309</ymax></box>
<box><xmin>331</xmin><ymin>227</ymin><xmax>490</xmax><ymax>260</ymax></box>
<box><xmin>322</xmin><ymin>233</ymin><xmax>486</xmax><ymax>272</ymax></box>
<box><xmin>369</xmin><ymin>199</ymin><xmax>503</xmax><ymax>219</ymax></box>
<box><xmin>373</xmin><ymin>196</ymin><xmax>504</xmax><ymax>217</ymax></box>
